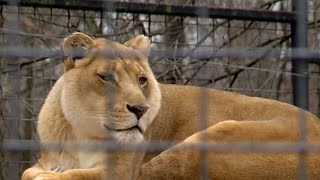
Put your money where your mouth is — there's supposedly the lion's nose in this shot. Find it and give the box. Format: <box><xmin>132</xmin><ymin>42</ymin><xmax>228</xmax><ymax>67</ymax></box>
<box><xmin>127</xmin><ymin>104</ymin><xmax>149</xmax><ymax>120</ymax></box>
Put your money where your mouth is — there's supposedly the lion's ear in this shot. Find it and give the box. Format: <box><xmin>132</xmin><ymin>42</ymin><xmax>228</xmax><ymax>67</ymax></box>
<box><xmin>62</xmin><ymin>32</ymin><xmax>95</xmax><ymax>71</ymax></box>
<box><xmin>124</xmin><ymin>35</ymin><xmax>150</xmax><ymax>57</ymax></box>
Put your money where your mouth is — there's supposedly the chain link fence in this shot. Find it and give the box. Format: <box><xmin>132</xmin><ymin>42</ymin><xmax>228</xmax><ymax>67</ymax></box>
<box><xmin>0</xmin><ymin>0</ymin><xmax>320</xmax><ymax>179</ymax></box>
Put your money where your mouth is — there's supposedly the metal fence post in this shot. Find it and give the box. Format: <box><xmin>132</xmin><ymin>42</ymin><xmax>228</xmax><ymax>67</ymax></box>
<box><xmin>291</xmin><ymin>0</ymin><xmax>309</xmax><ymax>110</ymax></box>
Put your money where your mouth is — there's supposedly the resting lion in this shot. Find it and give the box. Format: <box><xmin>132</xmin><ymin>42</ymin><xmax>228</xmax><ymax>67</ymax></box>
<box><xmin>22</xmin><ymin>32</ymin><xmax>320</xmax><ymax>180</ymax></box>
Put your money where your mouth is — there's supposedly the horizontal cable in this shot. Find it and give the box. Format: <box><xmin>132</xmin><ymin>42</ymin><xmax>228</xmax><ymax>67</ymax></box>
<box><xmin>0</xmin><ymin>47</ymin><xmax>320</xmax><ymax>63</ymax></box>
<box><xmin>1</xmin><ymin>140</ymin><xmax>320</xmax><ymax>153</ymax></box>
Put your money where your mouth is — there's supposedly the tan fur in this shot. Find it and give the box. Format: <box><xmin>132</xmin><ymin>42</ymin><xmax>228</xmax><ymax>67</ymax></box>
<box><xmin>23</xmin><ymin>33</ymin><xmax>320</xmax><ymax>180</ymax></box>
<box><xmin>139</xmin><ymin>86</ymin><xmax>320</xmax><ymax>179</ymax></box>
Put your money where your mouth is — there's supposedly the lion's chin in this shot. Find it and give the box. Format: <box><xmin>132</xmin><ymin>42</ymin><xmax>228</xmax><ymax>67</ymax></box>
<box><xmin>104</xmin><ymin>124</ymin><xmax>143</xmax><ymax>134</ymax></box>
<box><xmin>110</xmin><ymin>129</ymin><xmax>145</xmax><ymax>144</ymax></box>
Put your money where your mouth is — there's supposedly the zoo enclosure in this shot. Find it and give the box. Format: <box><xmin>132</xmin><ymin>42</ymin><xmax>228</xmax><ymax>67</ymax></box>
<box><xmin>0</xmin><ymin>0</ymin><xmax>320</xmax><ymax>179</ymax></box>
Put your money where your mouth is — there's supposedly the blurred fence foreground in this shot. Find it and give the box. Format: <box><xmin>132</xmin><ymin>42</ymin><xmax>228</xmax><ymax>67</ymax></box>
<box><xmin>0</xmin><ymin>0</ymin><xmax>320</xmax><ymax>179</ymax></box>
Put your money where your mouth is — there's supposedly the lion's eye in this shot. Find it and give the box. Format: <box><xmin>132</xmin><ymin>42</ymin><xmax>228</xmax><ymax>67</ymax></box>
<box><xmin>139</xmin><ymin>76</ymin><xmax>148</xmax><ymax>86</ymax></box>
<box><xmin>98</xmin><ymin>74</ymin><xmax>116</xmax><ymax>83</ymax></box>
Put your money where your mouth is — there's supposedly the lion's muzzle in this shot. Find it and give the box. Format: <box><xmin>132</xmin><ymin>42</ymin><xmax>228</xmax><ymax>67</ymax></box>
<box><xmin>126</xmin><ymin>104</ymin><xmax>149</xmax><ymax>120</ymax></box>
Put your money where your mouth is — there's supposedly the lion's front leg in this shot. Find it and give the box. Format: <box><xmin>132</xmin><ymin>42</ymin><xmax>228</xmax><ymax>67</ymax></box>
<box><xmin>22</xmin><ymin>163</ymin><xmax>70</xmax><ymax>180</ymax></box>
<box><xmin>33</xmin><ymin>172</ymin><xmax>66</xmax><ymax>180</ymax></box>
<box><xmin>22</xmin><ymin>164</ymin><xmax>47</xmax><ymax>180</ymax></box>
<box><xmin>33</xmin><ymin>167</ymin><xmax>106</xmax><ymax>180</ymax></box>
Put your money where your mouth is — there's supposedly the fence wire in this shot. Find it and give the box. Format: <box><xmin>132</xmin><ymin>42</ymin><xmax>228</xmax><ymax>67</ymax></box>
<box><xmin>0</xmin><ymin>0</ymin><xmax>320</xmax><ymax>180</ymax></box>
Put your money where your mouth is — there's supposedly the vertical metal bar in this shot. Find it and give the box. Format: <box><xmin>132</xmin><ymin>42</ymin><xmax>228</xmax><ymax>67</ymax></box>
<box><xmin>196</xmin><ymin>14</ymin><xmax>208</xmax><ymax>180</ymax></box>
<box><xmin>6</xmin><ymin>1</ymin><xmax>22</xmax><ymax>179</ymax></box>
<box><xmin>0</xmin><ymin>5</ymin><xmax>4</xmax><ymax>179</ymax></box>
<box><xmin>292</xmin><ymin>1</ymin><xmax>309</xmax><ymax>180</ymax></box>
<box><xmin>199</xmin><ymin>89</ymin><xmax>208</xmax><ymax>180</ymax></box>
<box><xmin>291</xmin><ymin>0</ymin><xmax>309</xmax><ymax>110</ymax></box>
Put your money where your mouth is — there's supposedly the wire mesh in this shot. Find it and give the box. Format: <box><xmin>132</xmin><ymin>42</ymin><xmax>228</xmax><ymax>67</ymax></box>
<box><xmin>0</xmin><ymin>0</ymin><xmax>320</xmax><ymax>179</ymax></box>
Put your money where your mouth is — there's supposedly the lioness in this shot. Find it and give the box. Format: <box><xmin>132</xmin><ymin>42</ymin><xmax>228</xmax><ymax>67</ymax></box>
<box><xmin>22</xmin><ymin>33</ymin><xmax>161</xmax><ymax>180</ymax></box>
<box><xmin>22</xmin><ymin>33</ymin><xmax>320</xmax><ymax>180</ymax></box>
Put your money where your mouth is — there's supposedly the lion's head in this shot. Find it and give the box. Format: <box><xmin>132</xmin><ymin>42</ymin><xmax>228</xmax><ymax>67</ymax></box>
<box><xmin>60</xmin><ymin>32</ymin><xmax>161</xmax><ymax>143</ymax></box>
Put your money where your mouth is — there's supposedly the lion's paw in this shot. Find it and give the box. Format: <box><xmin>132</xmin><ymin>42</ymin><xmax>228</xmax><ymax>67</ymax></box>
<box><xmin>33</xmin><ymin>172</ymin><xmax>64</xmax><ymax>180</ymax></box>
